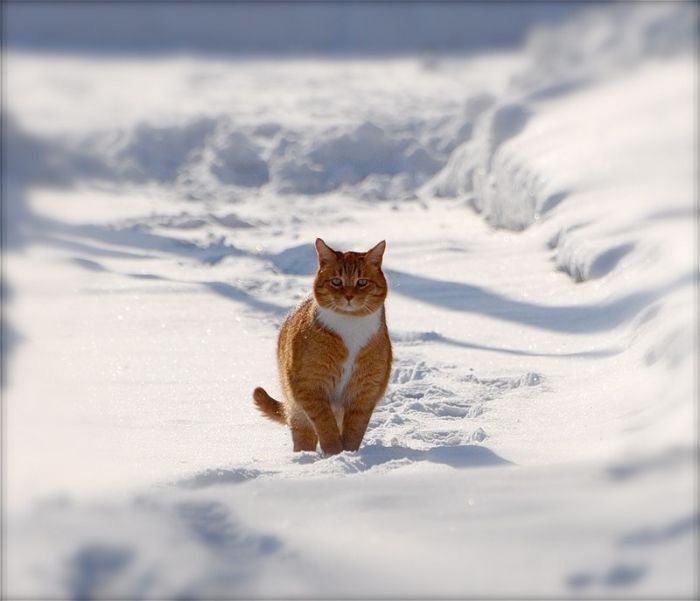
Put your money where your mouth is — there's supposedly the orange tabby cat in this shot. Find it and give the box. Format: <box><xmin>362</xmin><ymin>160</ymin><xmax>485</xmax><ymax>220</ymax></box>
<box><xmin>253</xmin><ymin>238</ymin><xmax>392</xmax><ymax>455</ymax></box>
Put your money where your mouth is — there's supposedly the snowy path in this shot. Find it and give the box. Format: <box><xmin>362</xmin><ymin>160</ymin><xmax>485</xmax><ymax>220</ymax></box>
<box><xmin>5</xmin><ymin>4</ymin><xmax>696</xmax><ymax>597</ymax></box>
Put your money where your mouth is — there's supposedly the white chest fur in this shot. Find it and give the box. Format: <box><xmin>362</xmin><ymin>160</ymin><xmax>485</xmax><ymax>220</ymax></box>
<box><xmin>316</xmin><ymin>306</ymin><xmax>382</xmax><ymax>405</ymax></box>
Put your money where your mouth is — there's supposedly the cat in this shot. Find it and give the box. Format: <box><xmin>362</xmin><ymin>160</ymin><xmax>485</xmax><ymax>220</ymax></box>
<box><xmin>253</xmin><ymin>238</ymin><xmax>392</xmax><ymax>455</ymax></box>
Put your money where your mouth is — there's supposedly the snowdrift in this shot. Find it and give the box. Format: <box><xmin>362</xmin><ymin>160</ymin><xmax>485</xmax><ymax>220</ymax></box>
<box><xmin>4</xmin><ymin>2</ymin><xmax>696</xmax><ymax>598</ymax></box>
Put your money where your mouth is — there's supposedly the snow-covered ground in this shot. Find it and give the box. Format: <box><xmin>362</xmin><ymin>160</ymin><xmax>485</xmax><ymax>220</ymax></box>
<box><xmin>4</xmin><ymin>3</ymin><xmax>697</xmax><ymax>598</ymax></box>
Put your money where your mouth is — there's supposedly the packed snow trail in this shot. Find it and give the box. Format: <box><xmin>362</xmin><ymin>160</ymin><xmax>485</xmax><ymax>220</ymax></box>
<box><xmin>4</xmin><ymin>3</ymin><xmax>696</xmax><ymax>597</ymax></box>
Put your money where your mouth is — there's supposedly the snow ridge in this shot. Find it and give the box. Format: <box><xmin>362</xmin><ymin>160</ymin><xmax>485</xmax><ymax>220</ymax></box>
<box><xmin>4</xmin><ymin>2</ymin><xmax>696</xmax><ymax>598</ymax></box>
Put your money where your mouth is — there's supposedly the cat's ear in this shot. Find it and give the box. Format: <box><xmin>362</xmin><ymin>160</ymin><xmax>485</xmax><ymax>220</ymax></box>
<box><xmin>315</xmin><ymin>238</ymin><xmax>337</xmax><ymax>266</ymax></box>
<box><xmin>365</xmin><ymin>240</ymin><xmax>386</xmax><ymax>267</ymax></box>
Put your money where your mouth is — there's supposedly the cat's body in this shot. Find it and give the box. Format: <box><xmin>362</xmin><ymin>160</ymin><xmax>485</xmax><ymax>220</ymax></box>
<box><xmin>253</xmin><ymin>239</ymin><xmax>392</xmax><ymax>455</ymax></box>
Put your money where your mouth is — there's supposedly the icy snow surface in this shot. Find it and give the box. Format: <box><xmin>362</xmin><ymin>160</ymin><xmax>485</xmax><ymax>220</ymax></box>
<box><xmin>3</xmin><ymin>3</ymin><xmax>697</xmax><ymax>598</ymax></box>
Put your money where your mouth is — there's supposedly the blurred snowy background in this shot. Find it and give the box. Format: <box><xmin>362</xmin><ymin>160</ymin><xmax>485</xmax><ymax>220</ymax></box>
<box><xmin>3</xmin><ymin>2</ymin><xmax>697</xmax><ymax>598</ymax></box>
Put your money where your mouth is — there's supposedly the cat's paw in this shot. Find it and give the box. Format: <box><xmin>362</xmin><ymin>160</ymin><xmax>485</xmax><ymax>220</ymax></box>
<box><xmin>320</xmin><ymin>439</ymin><xmax>343</xmax><ymax>456</ymax></box>
<box><xmin>342</xmin><ymin>439</ymin><xmax>362</xmax><ymax>453</ymax></box>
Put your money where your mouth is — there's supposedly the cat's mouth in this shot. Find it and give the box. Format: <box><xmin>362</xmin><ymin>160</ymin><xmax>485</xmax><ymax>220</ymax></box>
<box><xmin>332</xmin><ymin>301</ymin><xmax>371</xmax><ymax>316</ymax></box>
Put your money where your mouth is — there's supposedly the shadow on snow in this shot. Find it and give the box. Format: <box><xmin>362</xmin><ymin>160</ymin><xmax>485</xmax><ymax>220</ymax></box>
<box><xmin>386</xmin><ymin>268</ymin><xmax>692</xmax><ymax>335</ymax></box>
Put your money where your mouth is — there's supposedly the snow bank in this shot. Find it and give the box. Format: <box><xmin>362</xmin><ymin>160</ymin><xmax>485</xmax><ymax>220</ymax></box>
<box><xmin>210</xmin><ymin>130</ymin><xmax>270</xmax><ymax>187</ymax></box>
<box><xmin>275</xmin><ymin>121</ymin><xmax>443</xmax><ymax>196</ymax></box>
<box><xmin>8</xmin><ymin>116</ymin><xmax>444</xmax><ymax>198</ymax></box>
<box><xmin>8</xmin><ymin>5</ymin><xmax>692</xmax><ymax>206</ymax></box>
<box><xmin>4</xmin><ymin>2</ymin><xmax>696</xmax><ymax>598</ymax></box>
<box><xmin>426</xmin><ymin>2</ymin><xmax>696</xmax><ymax>231</ymax></box>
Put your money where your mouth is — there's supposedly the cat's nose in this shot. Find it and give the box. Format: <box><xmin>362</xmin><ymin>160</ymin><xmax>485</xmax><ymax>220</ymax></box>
<box><xmin>345</xmin><ymin>294</ymin><xmax>354</xmax><ymax>302</ymax></box>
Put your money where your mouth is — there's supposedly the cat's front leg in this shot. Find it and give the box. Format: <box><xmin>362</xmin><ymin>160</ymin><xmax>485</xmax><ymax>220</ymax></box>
<box><xmin>306</xmin><ymin>402</ymin><xmax>343</xmax><ymax>455</ymax></box>
<box><xmin>342</xmin><ymin>373</ymin><xmax>383</xmax><ymax>452</ymax></box>
<box><xmin>341</xmin><ymin>402</ymin><xmax>375</xmax><ymax>452</ymax></box>
<box><xmin>342</xmin><ymin>339</ymin><xmax>392</xmax><ymax>451</ymax></box>
<box><xmin>293</xmin><ymin>390</ymin><xmax>343</xmax><ymax>455</ymax></box>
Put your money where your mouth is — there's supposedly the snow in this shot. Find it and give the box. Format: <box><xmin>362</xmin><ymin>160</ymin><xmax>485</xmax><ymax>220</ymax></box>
<box><xmin>3</xmin><ymin>2</ymin><xmax>696</xmax><ymax>598</ymax></box>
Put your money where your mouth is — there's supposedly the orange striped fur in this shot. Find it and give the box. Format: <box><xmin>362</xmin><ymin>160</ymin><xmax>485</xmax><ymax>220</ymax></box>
<box><xmin>253</xmin><ymin>239</ymin><xmax>392</xmax><ymax>455</ymax></box>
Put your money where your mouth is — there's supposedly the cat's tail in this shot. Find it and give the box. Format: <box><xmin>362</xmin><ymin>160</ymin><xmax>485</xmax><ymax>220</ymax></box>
<box><xmin>253</xmin><ymin>387</ymin><xmax>286</xmax><ymax>425</ymax></box>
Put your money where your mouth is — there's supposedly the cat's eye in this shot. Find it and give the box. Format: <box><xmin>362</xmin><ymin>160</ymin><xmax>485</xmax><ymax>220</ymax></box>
<box><xmin>330</xmin><ymin>278</ymin><xmax>343</xmax><ymax>287</ymax></box>
<box><xmin>356</xmin><ymin>279</ymin><xmax>368</xmax><ymax>288</ymax></box>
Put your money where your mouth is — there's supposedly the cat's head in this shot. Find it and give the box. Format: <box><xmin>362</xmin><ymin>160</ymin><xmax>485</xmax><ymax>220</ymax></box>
<box><xmin>313</xmin><ymin>238</ymin><xmax>388</xmax><ymax>316</ymax></box>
